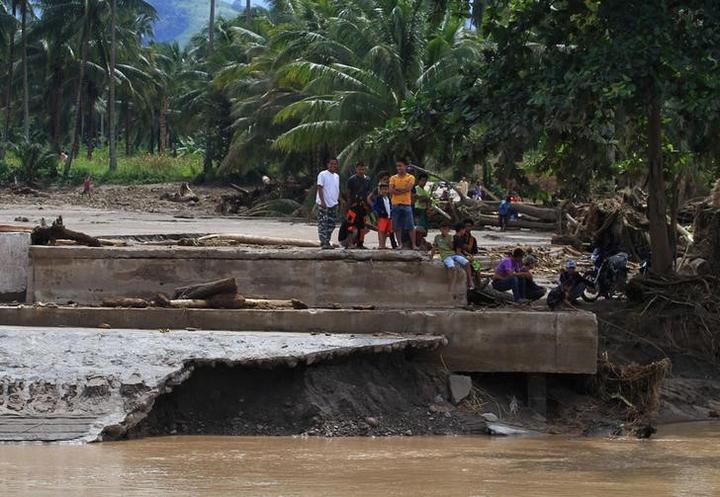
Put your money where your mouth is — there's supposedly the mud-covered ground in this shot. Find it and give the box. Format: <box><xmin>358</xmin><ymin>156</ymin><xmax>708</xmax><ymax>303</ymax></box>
<box><xmin>126</xmin><ymin>353</ymin><xmax>487</xmax><ymax>439</ymax></box>
<box><xmin>0</xmin><ymin>183</ymin><xmax>236</xmax><ymax>217</ymax></box>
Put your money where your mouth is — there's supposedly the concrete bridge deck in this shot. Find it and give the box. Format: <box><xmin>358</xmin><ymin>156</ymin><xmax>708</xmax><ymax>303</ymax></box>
<box><xmin>0</xmin><ymin>306</ymin><xmax>598</xmax><ymax>375</ymax></box>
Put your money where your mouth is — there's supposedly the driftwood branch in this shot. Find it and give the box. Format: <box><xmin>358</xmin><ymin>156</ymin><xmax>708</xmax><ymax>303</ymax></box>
<box><xmin>31</xmin><ymin>217</ymin><xmax>102</xmax><ymax>247</ymax></box>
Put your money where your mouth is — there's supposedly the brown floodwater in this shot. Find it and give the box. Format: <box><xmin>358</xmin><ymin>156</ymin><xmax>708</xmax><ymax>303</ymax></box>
<box><xmin>1</xmin><ymin>422</ymin><xmax>719</xmax><ymax>497</ymax></box>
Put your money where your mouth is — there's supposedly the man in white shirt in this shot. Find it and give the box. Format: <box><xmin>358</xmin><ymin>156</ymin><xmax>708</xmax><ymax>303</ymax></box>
<box><xmin>316</xmin><ymin>158</ymin><xmax>340</xmax><ymax>249</ymax></box>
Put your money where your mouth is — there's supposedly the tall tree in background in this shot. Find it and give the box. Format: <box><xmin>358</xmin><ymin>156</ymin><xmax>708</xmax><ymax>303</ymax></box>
<box><xmin>20</xmin><ymin>0</ymin><xmax>28</xmax><ymax>140</ymax></box>
<box><xmin>108</xmin><ymin>0</ymin><xmax>117</xmax><ymax>171</ymax></box>
<box><xmin>203</xmin><ymin>0</ymin><xmax>216</xmax><ymax>174</ymax></box>
<box><xmin>0</xmin><ymin>0</ymin><xmax>17</xmax><ymax>159</ymax></box>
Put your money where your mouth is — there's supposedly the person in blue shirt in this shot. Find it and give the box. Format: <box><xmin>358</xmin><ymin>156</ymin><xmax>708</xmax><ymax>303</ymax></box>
<box><xmin>498</xmin><ymin>195</ymin><xmax>514</xmax><ymax>231</ymax></box>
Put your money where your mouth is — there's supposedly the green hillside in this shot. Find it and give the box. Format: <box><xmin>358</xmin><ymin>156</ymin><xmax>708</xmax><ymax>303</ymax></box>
<box><xmin>150</xmin><ymin>0</ymin><xmax>242</xmax><ymax>46</ymax></box>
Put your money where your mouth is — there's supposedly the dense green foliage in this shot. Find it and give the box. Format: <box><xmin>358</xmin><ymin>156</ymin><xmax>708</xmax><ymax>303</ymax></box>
<box><xmin>2</xmin><ymin>0</ymin><xmax>720</xmax><ymax>272</ymax></box>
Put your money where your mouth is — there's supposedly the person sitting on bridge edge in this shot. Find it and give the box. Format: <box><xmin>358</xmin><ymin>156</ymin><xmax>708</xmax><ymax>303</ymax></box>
<box><xmin>520</xmin><ymin>254</ymin><xmax>547</xmax><ymax>301</ymax></box>
<box><xmin>430</xmin><ymin>221</ymin><xmax>474</xmax><ymax>292</ymax></box>
<box><xmin>491</xmin><ymin>248</ymin><xmax>531</xmax><ymax>301</ymax></box>
<box><xmin>547</xmin><ymin>260</ymin><xmax>586</xmax><ymax>309</ymax></box>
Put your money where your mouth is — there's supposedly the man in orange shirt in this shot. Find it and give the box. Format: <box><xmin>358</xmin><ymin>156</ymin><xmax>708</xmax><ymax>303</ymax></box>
<box><xmin>389</xmin><ymin>159</ymin><xmax>416</xmax><ymax>250</ymax></box>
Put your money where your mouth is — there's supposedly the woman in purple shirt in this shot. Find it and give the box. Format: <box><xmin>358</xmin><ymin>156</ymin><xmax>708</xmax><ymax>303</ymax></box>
<box><xmin>492</xmin><ymin>248</ymin><xmax>531</xmax><ymax>301</ymax></box>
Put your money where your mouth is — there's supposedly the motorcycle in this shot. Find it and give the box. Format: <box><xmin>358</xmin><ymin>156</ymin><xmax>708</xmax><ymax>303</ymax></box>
<box><xmin>581</xmin><ymin>250</ymin><xmax>629</xmax><ymax>302</ymax></box>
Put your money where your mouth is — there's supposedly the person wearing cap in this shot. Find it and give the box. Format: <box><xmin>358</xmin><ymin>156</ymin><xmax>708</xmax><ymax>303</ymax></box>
<box><xmin>547</xmin><ymin>260</ymin><xmax>586</xmax><ymax>309</ymax></box>
<box><xmin>492</xmin><ymin>248</ymin><xmax>531</xmax><ymax>301</ymax></box>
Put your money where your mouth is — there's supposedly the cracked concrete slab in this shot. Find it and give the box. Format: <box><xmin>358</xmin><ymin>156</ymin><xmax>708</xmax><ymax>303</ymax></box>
<box><xmin>0</xmin><ymin>326</ymin><xmax>445</xmax><ymax>442</ymax></box>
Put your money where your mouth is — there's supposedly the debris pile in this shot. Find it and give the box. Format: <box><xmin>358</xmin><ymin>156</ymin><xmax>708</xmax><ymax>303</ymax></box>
<box><xmin>159</xmin><ymin>182</ymin><xmax>199</xmax><ymax>203</ymax></box>
<box><xmin>595</xmin><ymin>353</ymin><xmax>671</xmax><ymax>425</ymax></box>
<box><xmin>216</xmin><ymin>182</ymin><xmax>305</xmax><ymax>217</ymax></box>
<box><xmin>101</xmin><ymin>277</ymin><xmax>308</xmax><ymax>310</ymax></box>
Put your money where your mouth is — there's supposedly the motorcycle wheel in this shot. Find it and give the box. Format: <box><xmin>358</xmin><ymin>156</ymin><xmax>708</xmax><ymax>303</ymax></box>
<box><xmin>581</xmin><ymin>272</ymin><xmax>600</xmax><ymax>302</ymax></box>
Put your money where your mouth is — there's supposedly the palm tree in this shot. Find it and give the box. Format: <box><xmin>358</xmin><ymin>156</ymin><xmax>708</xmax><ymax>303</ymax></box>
<box><xmin>270</xmin><ymin>0</ymin><xmax>480</xmax><ymax>165</ymax></box>
<box><xmin>108</xmin><ymin>0</ymin><xmax>117</xmax><ymax>170</ymax></box>
<box><xmin>0</xmin><ymin>0</ymin><xmax>17</xmax><ymax>158</ymax></box>
<box><xmin>19</xmin><ymin>0</ymin><xmax>27</xmax><ymax>141</ymax></box>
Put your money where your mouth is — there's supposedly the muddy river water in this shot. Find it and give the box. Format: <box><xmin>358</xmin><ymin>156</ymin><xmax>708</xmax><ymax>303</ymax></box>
<box><xmin>1</xmin><ymin>422</ymin><xmax>719</xmax><ymax>497</ymax></box>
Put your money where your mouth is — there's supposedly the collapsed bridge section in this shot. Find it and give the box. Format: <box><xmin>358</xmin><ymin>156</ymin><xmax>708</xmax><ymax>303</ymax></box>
<box><xmin>0</xmin><ymin>326</ymin><xmax>445</xmax><ymax>442</ymax></box>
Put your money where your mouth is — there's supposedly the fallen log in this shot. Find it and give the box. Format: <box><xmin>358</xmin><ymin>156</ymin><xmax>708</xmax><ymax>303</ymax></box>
<box><xmin>31</xmin><ymin>216</ymin><xmax>102</xmax><ymax>247</ymax></box>
<box><xmin>102</xmin><ymin>298</ymin><xmax>149</xmax><ymax>308</ymax></box>
<box><xmin>243</xmin><ymin>298</ymin><xmax>309</xmax><ymax>310</ymax></box>
<box><xmin>471</xmin><ymin>201</ymin><xmax>560</xmax><ymax>222</ymax></box>
<box><xmin>197</xmin><ymin>234</ymin><xmax>320</xmax><ymax>248</ymax></box>
<box><xmin>0</xmin><ymin>224</ymin><xmax>33</xmax><ymax>233</ymax></box>
<box><xmin>472</xmin><ymin>213</ymin><xmax>557</xmax><ymax>231</ymax></box>
<box><xmin>207</xmin><ymin>293</ymin><xmax>247</xmax><ymax>309</ymax></box>
<box><xmin>167</xmin><ymin>297</ymin><xmax>308</xmax><ymax>310</ymax></box>
<box><xmin>173</xmin><ymin>278</ymin><xmax>238</xmax><ymax>300</ymax></box>
<box><xmin>168</xmin><ymin>299</ymin><xmax>210</xmax><ymax>309</ymax></box>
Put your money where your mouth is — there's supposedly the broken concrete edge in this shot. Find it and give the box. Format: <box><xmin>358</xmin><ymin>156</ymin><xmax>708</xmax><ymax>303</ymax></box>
<box><xmin>88</xmin><ymin>335</ymin><xmax>447</xmax><ymax>443</ymax></box>
<box><xmin>28</xmin><ymin>245</ymin><xmax>429</xmax><ymax>262</ymax></box>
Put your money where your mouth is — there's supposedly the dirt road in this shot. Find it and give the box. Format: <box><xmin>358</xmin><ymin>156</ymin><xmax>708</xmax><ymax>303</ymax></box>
<box><xmin>0</xmin><ymin>184</ymin><xmax>552</xmax><ymax>246</ymax></box>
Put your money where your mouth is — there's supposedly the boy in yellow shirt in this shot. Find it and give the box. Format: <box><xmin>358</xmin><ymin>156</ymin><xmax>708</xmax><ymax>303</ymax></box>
<box><xmin>389</xmin><ymin>159</ymin><xmax>416</xmax><ymax>250</ymax></box>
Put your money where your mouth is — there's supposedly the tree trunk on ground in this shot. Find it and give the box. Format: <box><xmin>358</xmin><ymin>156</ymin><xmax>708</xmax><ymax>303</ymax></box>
<box><xmin>158</xmin><ymin>94</ymin><xmax>168</xmax><ymax>154</ymax></box>
<box><xmin>65</xmin><ymin>25</ymin><xmax>90</xmax><ymax>176</ymax></box>
<box><xmin>646</xmin><ymin>95</ymin><xmax>673</xmax><ymax>274</ymax></box>
<box><xmin>172</xmin><ymin>278</ymin><xmax>238</xmax><ymax>300</ymax></box>
<box><xmin>31</xmin><ymin>216</ymin><xmax>102</xmax><ymax>247</ymax></box>
<box><xmin>21</xmin><ymin>0</ymin><xmax>29</xmax><ymax>141</ymax></box>
<box><xmin>108</xmin><ymin>0</ymin><xmax>117</xmax><ymax>172</ymax></box>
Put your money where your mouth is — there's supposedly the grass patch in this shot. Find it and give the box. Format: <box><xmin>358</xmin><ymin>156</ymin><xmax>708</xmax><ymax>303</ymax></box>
<box><xmin>2</xmin><ymin>146</ymin><xmax>202</xmax><ymax>185</ymax></box>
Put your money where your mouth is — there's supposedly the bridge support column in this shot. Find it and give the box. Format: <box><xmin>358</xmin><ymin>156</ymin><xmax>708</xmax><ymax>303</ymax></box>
<box><xmin>527</xmin><ymin>373</ymin><xmax>547</xmax><ymax>416</ymax></box>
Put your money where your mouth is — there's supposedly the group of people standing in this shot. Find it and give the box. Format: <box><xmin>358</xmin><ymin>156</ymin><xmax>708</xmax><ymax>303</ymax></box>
<box><xmin>315</xmin><ymin>158</ymin><xmax>584</xmax><ymax>308</ymax></box>
<box><xmin>315</xmin><ymin>158</ymin><xmax>430</xmax><ymax>250</ymax></box>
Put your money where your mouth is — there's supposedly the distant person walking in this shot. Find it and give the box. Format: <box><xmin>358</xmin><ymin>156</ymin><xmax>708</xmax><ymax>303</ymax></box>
<box><xmin>316</xmin><ymin>158</ymin><xmax>340</xmax><ymax>249</ymax></box>
<box><xmin>389</xmin><ymin>159</ymin><xmax>416</xmax><ymax>250</ymax></box>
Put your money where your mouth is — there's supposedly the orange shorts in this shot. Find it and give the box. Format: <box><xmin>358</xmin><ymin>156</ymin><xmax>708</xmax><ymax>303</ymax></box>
<box><xmin>377</xmin><ymin>217</ymin><xmax>393</xmax><ymax>234</ymax></box>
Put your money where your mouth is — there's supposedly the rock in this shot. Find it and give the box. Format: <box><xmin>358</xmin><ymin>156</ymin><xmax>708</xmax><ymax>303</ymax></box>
<box><xmin>365</xmin><ymin>416</ymin><xmax>380</xmax><ymax>427</ymax></box>
<box><xmin>481</xmin><ymin>412</ymin><xmax>499</xmax><ymax>423</ymax></box>
<box><xmin>709</xmin><ymin>410</ymin><xmax>719</xmax><ymax>418</ymax></box>
<box><xmin>448</xmin><ymin>374</ymin><xmax>472</xmax><ymax>404</ymax></box>
<box><xmin>429</xmin><ymin>404</ymin><xmax>451</xmax><ymax>414</ymax></box>
<box><xmin>98</xmin><ymin>323</ymin><xmax>112</xmax><ymax>329</ymax></box>
<box><xmin>487</xmin><ymin>422</ymin><xmax>532</xmax><ymax>436</ymax></box>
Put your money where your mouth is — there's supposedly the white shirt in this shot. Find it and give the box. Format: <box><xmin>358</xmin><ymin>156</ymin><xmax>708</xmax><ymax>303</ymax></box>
<box><xmin>316</xmin><ymin>169</ymin><xmax>340</xmax><ymax>208</ymax></box>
